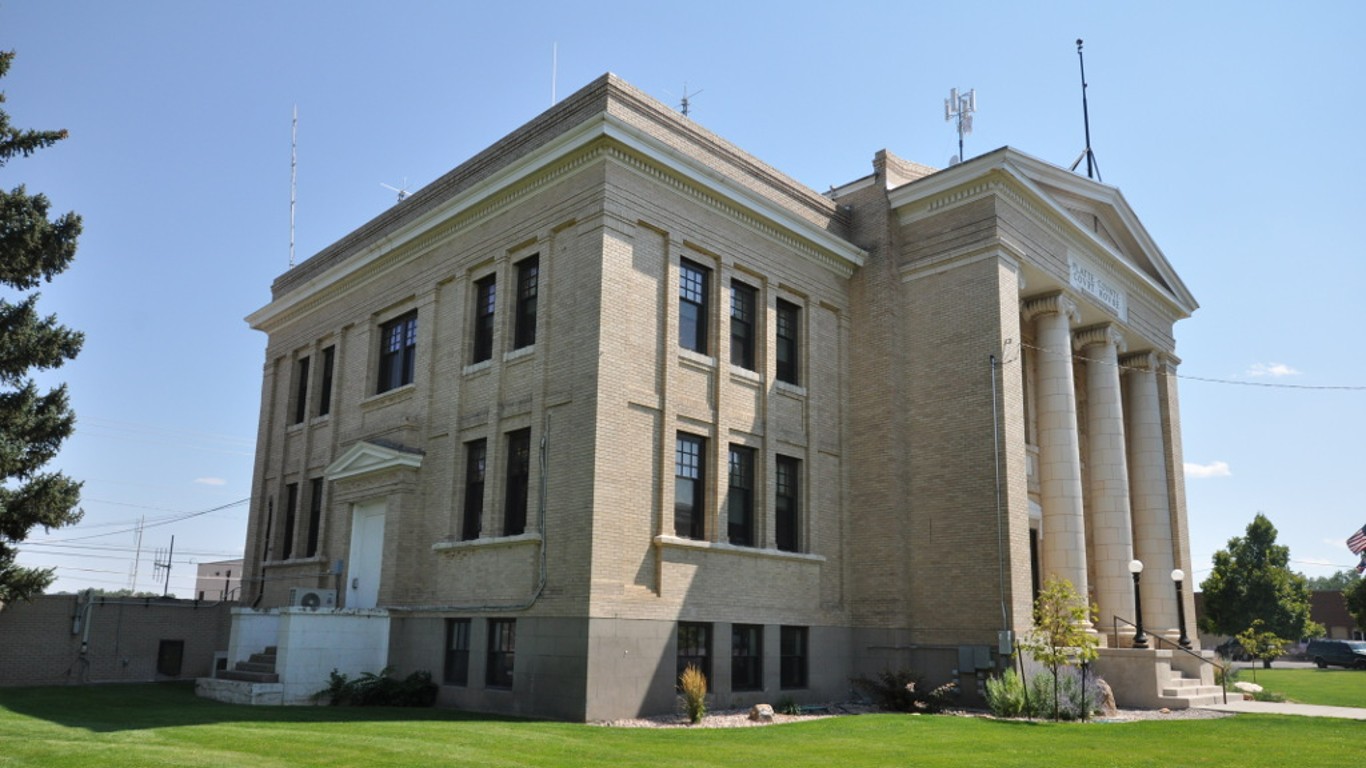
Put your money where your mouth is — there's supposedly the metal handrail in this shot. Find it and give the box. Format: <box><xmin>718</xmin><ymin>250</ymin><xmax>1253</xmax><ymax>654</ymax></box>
<box><xmin>1111</xmin><ymin>615</ymin><xmax>1227</xmax><ymax>704</ymax></box>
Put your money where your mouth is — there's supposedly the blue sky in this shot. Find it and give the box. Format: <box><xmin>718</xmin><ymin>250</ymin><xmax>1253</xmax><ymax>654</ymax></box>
<box><xmin>5</xmin><ymin>1</ymin><xmax>1364</xmax><ymax>596</ymax></box>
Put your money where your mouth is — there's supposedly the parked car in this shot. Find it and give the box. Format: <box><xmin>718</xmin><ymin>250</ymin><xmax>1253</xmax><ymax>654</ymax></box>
<box><xmin>1305</xmin><ymin>638</ymin><xmax>1366</xmax><ymax>669</ymax></box>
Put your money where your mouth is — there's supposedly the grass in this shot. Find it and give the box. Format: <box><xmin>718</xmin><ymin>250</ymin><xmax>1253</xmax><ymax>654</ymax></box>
<box><xmin>1234</xmin><ymin>667</ymin><xmax>1366</xmax><ymax>708</ymax></box>
<box><xmin>0</xmin><ymin>682</ymin><xmax>1362</xmax><ymax>767</ymax></box>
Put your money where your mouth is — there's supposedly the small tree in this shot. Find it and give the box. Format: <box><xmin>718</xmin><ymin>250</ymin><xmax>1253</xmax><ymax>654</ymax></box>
<box><xmin>1018</xmin><ymin>576</ymin><xmax>1099</xmax><ymax>721</ymax></box>
<box><xmin>1236</xmin><ymin>619</ymin><xmax>1289</xmax><ymax>679</ymax></box>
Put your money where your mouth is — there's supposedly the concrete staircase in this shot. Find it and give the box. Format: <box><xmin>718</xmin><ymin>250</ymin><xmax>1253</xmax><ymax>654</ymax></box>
<box><xmin>217</xmin><ymin>646</ymin><xmax>279</xmax><ymax>684</ymax></box>
<box><xmin>1160</xmin><ymin>670</ymin><xmax>1226</xmax><ymax>708</ymax></box>
<box><xmin>196</xmin><ymin>646</ymin><xmax>284</xmax><ymax>705</ymax></box>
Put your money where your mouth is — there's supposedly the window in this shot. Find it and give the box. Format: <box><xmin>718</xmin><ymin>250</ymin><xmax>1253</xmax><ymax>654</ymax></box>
<box><xmin>679</xmin><ymin>259</ymin><xmax>709</xmax><ymax>354</ymax></box>
<box><xmin>504</xmin><ymin>429</ymin><xmax>531</xmax><ymax>536</ymax></box>
<box><xmin>732</xmin><ymin>624</ymin><xmax>763</xmax><ymax>691</ymax></box>
<box><xmin>674</xmin><ymin>433</ymin><xmax>706</xmax><ymax>540</ymax></box>
<box><xmin>676</xmin><ymin>622</ymin><xmax>711</xmax><ymax>689</ymax></box>
<box><xmin>305</xmin><ymin>477</ymin><xmax>323</xmax><ymax>557</ymax></box>
<box><xmin>281</xmin><ymin>483</ymin><xmax>298</xmax><ymax>560</ymax></box>
<box><xmin>487</xmin><ymin>619</ymin><xmax>516</xmax><ymax>688</ymax></box>
<box><xmin>317</xmin><ymin>345</ymin><xmax>335</xmax><ymax>417</ymax></box>
<box><xmin>377</xmin><ymin>311</ymin><xmax>417</xmax><ymax>393</ymax></box>
<box><xmin>727</xmin><ymin>445</ymin><xmax>755</xmax><ymax>547</ymax></box>
<box><xmin>730</xmin><ymin>280</ymin><xmax>756</xmax><ymax>370</ymax></box>
<box><xmin>776</xmin><ymin>299</ymin><xmax>800</xmax><ymax>385</ymax></box>
<box><xmin>514</xmin><ymin>255</ymin><xmax>539</xmax><ymax>349</ymax></box>
<box><xmin>293</xmin><ymin>356</ymin><xmax>310</xmax><ymax>424</ymax></box>
<box><xmin>462</xmin><ymin>440</ymin><xmax>486</xmax><ymax>541</ymax></box>
<box><xmin>444</xmin><ymin>618</ymin><xmax>471</xmax><ymax>686</ymax></box>
<box><xmin>780</xmin><ymin>626</ymin><xmax>808</xmax><ymax>689</ymax></box>
<box><xmin>775</xmin><ymin>455</ymin><xmax>800</xmax><ymax>552</ymax></box>
<box><xmin>472</xmin><ymin>274</ymin><xmax>496</xmax><ymax>363</ymax></box>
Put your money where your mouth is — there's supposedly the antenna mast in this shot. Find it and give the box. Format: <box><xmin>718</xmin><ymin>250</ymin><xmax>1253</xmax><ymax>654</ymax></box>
<box><xmin>944</xmin><ymin>87</ymin><xmax>977</xmax><ymax>164</ymax></box>
<box><xmin>153</xmin><ymin>535</ymin><xmax>175</xmax><ymax>598</ymax></box>
<box><xmin>289</xmin><ymin>105</ymin><xmax>298</xmax><ymax>267</ymax></box>
<box><xmin>679</xmin><ymin>82</ymin><xmax>703</xmax><ymax>117</ymax></box>
<box><xmin>1070</xmin><ymin>39</ymin><xmax>1102</xmax><ymax>181</ymax></box>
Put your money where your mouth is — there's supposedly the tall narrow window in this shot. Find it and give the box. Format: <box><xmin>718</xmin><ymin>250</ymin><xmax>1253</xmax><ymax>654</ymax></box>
<box><xmin>462</xmin><ymin>439</ymin><xmax>486</xmax><ymax>541</ymax></box>
<box><xmin>674</xmin><ymin>433</ymin><xmax>706</xmax><ymax>540</ymax></box>
<box><xmin>504</xmin><ymin>429</ymin><xmax>531</xmax><ymax>536</ymax></box>
<box><xmin>378</xmin><ymin>311</ymin><xmax>418</xmax><ymax>393</ymax></box>
<box><xmin>305</xmin><ymin>477</ymin><xmax>323</xmax><ymax>557</ymax></box>
<box><xmin>679</xmin><ymin>260</ymin><xmax>709</xmax><ymax>354</ymax></box>
<box><xmin>727</xmin><ymin>445</ymin><xmax>755</xmax><ymax>547</ymax></box>
<box><xmin>487</xmin><ymin>619</ymin><xmax>516</xmax><ymax>688</ymax></box>
<box><xmin>317</xmin><ymin>345</ymin><xmax>335</xmax><ymax>417</ymax></box>
<box><xmin>730</xmin><ymin>280</ymin><xmax>756</xmax><ymax>370</ymax></box>
<box><xmin>676</xmin><ymin>622</ymin><xmax>711</xmax><ymax>690</ymax></box>
<box><xmin>293</xmin><ymin>356</ymin><xmax>310</xmax><ymax>424</ymax></box>
<box><xmin>780</xmin><ymin>626</ymin><xmax>808</xmax><ymax>689</ymax></box>
<box><xmin>732</xmin><ymin>624</ymin><xmax>762</xmax><ymax>691</ymax></box>
<box><xmin>444</xmin><ymin>618</ymin><xmax>471</xmax><ymax>686</ymax></box>
<box><xmin>776</xmin><ymin>299</ymin><xmax>800</xmax><ymax>385</ymax></box>
<box><xmin>514</xmin><ymin>255</ymin><xmax>539</xmax><ymax>349</ymax></box>
<box><xmin>281</xmin><ymin>483</ymin><xmax>298</xmax><ymax>560</ymax></box>
<box><xmin>472</xmin><ymin>274</ymin><xmax>496</xmax><ymax>363</ymax></box>
<box><xmin>775</xmin><ymin>455</ymin><xmax>800</xmax><ymax>553</ymax></box>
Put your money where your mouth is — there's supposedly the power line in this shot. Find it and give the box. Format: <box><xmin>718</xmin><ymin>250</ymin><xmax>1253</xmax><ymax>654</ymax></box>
<box><xmin>31</xmin><ymin>498</ymin><xmax>249</xmax><ymax>545</ymax></box>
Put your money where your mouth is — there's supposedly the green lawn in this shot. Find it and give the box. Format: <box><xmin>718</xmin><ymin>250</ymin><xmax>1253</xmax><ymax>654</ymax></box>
<box><xmin>0</xmin><ymin>683</ymin><xmax>1362</xmax><ymax>768</ymax></box>
<box><xmin>1236</xmin><ymin>666</ymin><xmax>1366</xmax><ymax>708</ymax></box>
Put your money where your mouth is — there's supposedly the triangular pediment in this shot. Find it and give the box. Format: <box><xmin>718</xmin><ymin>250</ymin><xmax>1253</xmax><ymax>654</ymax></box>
<box><xmin>324</xmin><ymin>441</ymin><xmax>424</xmax><ymax>481</ymax></box>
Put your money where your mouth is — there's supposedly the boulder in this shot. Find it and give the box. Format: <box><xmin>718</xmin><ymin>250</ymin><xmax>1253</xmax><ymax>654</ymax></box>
<box><xmin>1094</xmin><ymin>678</ymin><xmax>1119</xmax><ymax>717</ymax></box>
<box><xmin>749</xmin><ymin>703</ymin><xmax>775</xmax><ymax>722</ymax></box>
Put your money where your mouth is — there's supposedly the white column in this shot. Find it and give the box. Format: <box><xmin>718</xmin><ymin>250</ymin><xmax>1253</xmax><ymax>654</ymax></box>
<box><xmin>1076</xmin><ymin>324</ymin><xmax>1136</xmax><ymax>639</ymax></box>
<box><xmin>1122</xmin><ymin>351</ymin><xmax>1179</xmax><ymax>638</ymax></box>
<box><xmin>1022</xmin><ymin>293</ymin><xmax>1090</xmax><ymax>625</ymax></box>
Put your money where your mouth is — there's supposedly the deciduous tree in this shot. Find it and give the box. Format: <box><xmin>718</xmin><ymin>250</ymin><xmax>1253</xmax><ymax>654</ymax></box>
<box><xmin>1199</xmin><ymin>514</ymin><xmax>1321</xmax><ymax>643</ymax></box>
<box><xmin>1345</xmin><ymin>577</ymin><xmax>1366</xmax><ymax>635</ymax></box>
<box><xmin>0</xmin><ymin>50</ymin><xmax>84</xmax><ymax>603</ymax></box>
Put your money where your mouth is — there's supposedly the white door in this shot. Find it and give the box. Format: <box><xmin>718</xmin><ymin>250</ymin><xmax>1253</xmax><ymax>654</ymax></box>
<box><xmin>346</xmin><ymin>501</ymin><xmax>386</xmax><ymax>609</ymax></box>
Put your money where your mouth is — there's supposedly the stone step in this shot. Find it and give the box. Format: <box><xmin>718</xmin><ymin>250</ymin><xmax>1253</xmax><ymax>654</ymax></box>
<box><xmin>247</xmin><ymin>653</ymin><xmax>277</xmax><ymax>666</ymax></box>
<box><xmin>235</xmin><ymin>661</ymin><xmax>276</xmax><ymax>674</ymax></box>
<box><xmin>218</xmin><ymin>669</ymin><xmax>280</xmax><ymax>684</ymax></box>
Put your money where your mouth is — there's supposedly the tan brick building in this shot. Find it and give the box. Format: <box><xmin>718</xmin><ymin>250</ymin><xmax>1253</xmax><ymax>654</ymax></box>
<box><xmin>223</xmin><ymin>74</ymin><xmax>1205</xmax><ymax>719</ymax></box>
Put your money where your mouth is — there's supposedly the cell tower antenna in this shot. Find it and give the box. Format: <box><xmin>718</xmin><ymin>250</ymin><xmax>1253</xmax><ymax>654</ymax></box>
<box><xmin>678</xmin><ymin>82</ymin><xmax>703</xmax><ymax>117</ymax></box>
<box><xmin>289</xmin><ymin>105</ymin><xmax>298</xmax><ymax>267</ymax></box>
<box><xmin>152</xmin><ymin>535</ymin><xmax>175</xmax><ymax>598</ymax></box>
<box><xmin>944</xmin><ymin>87</ymin><xmax>977</xmax><ymax>165</ymax></box>
<box><xmin>1069</xmin><ymin>39</ymin><xmax>1102</xmax><ymax>182</ymax></box>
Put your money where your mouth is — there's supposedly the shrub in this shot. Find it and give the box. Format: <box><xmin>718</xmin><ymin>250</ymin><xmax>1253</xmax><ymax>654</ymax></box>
<box><xmin>316</xmin><ymin>667</ymin><xmax>438</xmax><ymax>707</ymax></box>
<box><xmin>776</xmin><ymin>695</ymin><xmax>802</xmax><ymax>716</ymax></box>
<box><xmin>851</xmin><ymin>669</ymin><xmax>959</xmax><ymax>714</ymax></box>
<box><xmin>679</xmin><ymin>664</ymin><xmax>708</xmax><ymax>724</ymax></box>
<box><xmin>985</xmin><ymin>669</ymin><xmax>1028</xmax><ymax>718</ymax></box>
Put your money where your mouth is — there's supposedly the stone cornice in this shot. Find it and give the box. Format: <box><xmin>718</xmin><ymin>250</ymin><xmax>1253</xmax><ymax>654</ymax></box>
<box><xmin>1021</xmin><ymin>291</ymin><xmax>1080</xmax><ymax>325</ymax></box>
<box><xmin>1073</xmin><ymin>323</ymin><xmax>1127</xmax><ymax>353</ymax></box>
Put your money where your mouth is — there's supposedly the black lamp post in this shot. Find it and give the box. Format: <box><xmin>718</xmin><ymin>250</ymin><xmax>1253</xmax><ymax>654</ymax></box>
<box><xmin>1172</xmin><ymin>568</ymin><xmax>1192</xmax><ymax>649</ymax></box>
<box><xmin>1129</xmin><ymin>559</ymin><xmax>1149</xmax><ymax>649</ymax></box>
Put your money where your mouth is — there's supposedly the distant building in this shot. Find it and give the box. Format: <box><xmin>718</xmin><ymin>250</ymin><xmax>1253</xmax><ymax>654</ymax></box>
<box><xmin>194</xmin><ymin>559</ymin><xmax>242</xmax><ymax>602</ymax></box>
<box><xmin>212</xmin><ymin>74</ymin><xmax>1209</xmax><ymax>719</ymax></box>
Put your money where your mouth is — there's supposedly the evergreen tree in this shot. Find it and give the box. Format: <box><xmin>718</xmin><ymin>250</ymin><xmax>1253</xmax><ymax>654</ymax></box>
<box><xmin>0</xmin><ymin>50</ymin><xmax>84</xmax><ymax>603</ymax></box>
<box><xmin>1198</xmin><ymin>513</ymin><xmax>1321</xmax><ymax>642</ymax></box>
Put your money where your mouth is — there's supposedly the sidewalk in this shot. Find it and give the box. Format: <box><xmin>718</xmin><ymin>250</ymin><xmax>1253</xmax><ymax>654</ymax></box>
<box><xmin>1198</xmin><ymin>700</ymin><xmax>1366</xmax><ymax>720</ymax></box>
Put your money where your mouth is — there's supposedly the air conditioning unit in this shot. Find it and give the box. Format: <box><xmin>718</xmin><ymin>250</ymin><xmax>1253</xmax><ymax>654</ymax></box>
<box><xmin>289</xmin><ymin>588</ymin><xmax>337</xmax><ymax>610</ymax></box>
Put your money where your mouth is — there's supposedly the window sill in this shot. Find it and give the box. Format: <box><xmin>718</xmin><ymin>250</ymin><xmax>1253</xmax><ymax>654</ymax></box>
<box><xmin>433</xmin><ymin>531</ymin><xmax>542</xmax><ymax>553</ymax></box>
<box><xmin>653</xmin><ymin>535</ymin><xmax>824</xmax><ymax>564</ymax></box>
<box><xmin>362</xmin><ymin>383</ymin><xmax>416</xmax><ymax>410</ymax></box>
<box><xmin>774</xmin><ymin>380</ymin><xmax>807</xmax><ymax>398</ymax></box>
<box><xmin>262</xmin><ymin>555</ymin><xmax>328</xmax><ymax>567</ymax></box>
<box><xmin>729</xmin><ymin>365</ymin><xmax>762</xmax><ymax>385</ymax></box>
<box><xmin>678</xmin><ymin>349</ymin><xmax>716</xmax><ymax>371</ymax></box>
<box><xmin>463</xmin><ymin>359</ymin><xmax>492</xmax><ymax>377</ymax></box>
<box><xmin>503</xmin><ymin>346</ymin><xmax>534</xmax><ymax>363</ymax></box>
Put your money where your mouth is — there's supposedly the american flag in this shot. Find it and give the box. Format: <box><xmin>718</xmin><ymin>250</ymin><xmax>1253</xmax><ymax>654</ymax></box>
<box><xmin>1349</xmin><ymin>524</ymin><xmax>1366</xmax><ymax>555</ymax></box>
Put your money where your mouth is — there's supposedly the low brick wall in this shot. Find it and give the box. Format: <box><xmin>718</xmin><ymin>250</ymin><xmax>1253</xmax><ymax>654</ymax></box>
<box><xmin>0</xmin><ymin>594</ymin><xmax>233</xmax><ymax>687</ymax></box>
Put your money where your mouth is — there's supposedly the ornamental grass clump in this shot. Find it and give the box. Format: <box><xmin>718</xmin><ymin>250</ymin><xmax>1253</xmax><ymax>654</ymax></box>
<box><xmin>679</xmin><ymin>664</ymin><xmax>708</xmax><ymax>724</ymax></box>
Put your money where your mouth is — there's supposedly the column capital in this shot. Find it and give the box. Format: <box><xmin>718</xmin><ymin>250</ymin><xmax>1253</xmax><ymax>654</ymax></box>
<box><xmin>1119</xmin><ymin>351</ymin><xmax>1158</xmax><ymax>372</ymax></box>
<box><xmin>1021</xmin><ymin>291</ymin><xmax>1080</xmax><ymax>324</ymax></box>
<box><xmin>1073</xmin><ymin>323</ymin><xmax>1126</xmax><ymax>354</ymax></box>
